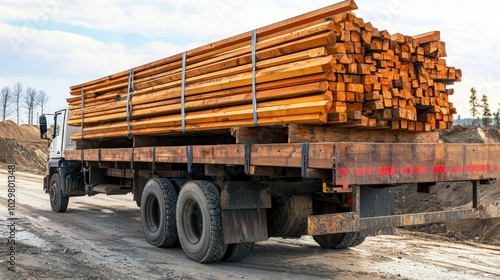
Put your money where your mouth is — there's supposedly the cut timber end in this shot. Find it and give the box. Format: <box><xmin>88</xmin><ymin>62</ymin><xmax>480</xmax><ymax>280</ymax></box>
<box><xmin>413</xmin><ymin>31</ymin><xmax>440</xmax><ymax>45</ymax></box>
<box><xmin>288</xmin><ymin>124</ymin><xmax>440</xmax><ymax>143</ymax></box>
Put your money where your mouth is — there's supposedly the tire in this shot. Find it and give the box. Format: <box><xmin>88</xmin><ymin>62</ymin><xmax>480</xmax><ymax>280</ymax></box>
<box><xmin>312</xmin><ymin>199</ymin><xmax>366</xmax><ymax>249</ymax></box>
<box><xmin>170</xmin><ymin>178</ymin><xmax>187</xmax><ymax>193</ymax></box>
<box><xmin>350</xmin><ymin>234</ymin><xmax>366</xmax><ymax>247</ymax></box>
<box><xmin>313</xmin><ymin>232</ymin><xmax>363</xmax><ymax>249</ymax></box>
<box><xmin>176</xmin><ymin>181</ymin><xmax>227</xmax><ymax>263</ymax></box>
<box><xmin>141</xmin><ymin>178</ymin><xmax>178</xmax><ymax>248</ymax></box>
<box><xmin>49</xmin><ymin>173</ymin><xmax>69</xmax><ymax>213</ymax></box>
<box><xmin>222</xmin><ymin>243</ymin><xmax>254</xmax><ymax>262</ymax></box>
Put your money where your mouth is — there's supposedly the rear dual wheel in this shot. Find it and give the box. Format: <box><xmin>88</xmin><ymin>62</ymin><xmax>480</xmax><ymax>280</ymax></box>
<box><xmin>313</xmin><ymin>232</ymin><xmax>365</xmax><ymax>249</ymax></box>
<box><xmin>176</xmin><ymin>181</ymin><xmax>227</xmax><ymax>263</ymax></box>
<box><xmin>141</xmin><ymin>178</ymin><xmax>178</xmax><ymax>247</ymax></box>
<box><xmin>142</xmin><ymin>179</ymin><xmax>253</xmax><ymax>262</ymax></box>
<box><xmin>312</xmin><ymin>199</ymin><xmax>366</xmax><ymax>249</ymax></box>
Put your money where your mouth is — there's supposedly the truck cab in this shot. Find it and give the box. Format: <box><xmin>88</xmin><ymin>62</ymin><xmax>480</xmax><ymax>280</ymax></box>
<box><xmin>40</xmin><ymin>109</ymin><xmax>85</xmax><ymax>212</ymax></box>
<box><xmin>40</xmin><ymin>108</ymin><xmax>79</xmax><ymax>159</ymax></box>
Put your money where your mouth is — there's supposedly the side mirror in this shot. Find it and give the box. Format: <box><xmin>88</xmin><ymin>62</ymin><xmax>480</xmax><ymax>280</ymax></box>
<box><xmin>39</xmin><ymin>115</ymin><xmax>48</xmax><ymax>139</ymax></box>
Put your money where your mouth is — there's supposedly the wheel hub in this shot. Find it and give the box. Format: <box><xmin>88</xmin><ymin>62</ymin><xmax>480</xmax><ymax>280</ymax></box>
<box><xmin>50</xmin><ymin>183</ymin><xmax>58</xmax><ymax>204</ymax></box>
<box><xmin>183</xmin><ymin>199</ymin><xmax>203</xmax><ymax>244</ymax></box>
<box><xmin>145</xmin><ymin>195</ymin><xmax>160</xmax><ymax>233</ymax></box>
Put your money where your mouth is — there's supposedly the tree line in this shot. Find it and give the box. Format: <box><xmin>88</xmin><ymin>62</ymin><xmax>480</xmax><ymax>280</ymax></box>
<box><xmin>468</xmin><ymin>87</ymin><xmax>500</xmax><ymax>127</ymax></box>
<box><xmin>0</xmin><ymin>82</ymin><xmax>49</xmax><ymax>125</ymax></box>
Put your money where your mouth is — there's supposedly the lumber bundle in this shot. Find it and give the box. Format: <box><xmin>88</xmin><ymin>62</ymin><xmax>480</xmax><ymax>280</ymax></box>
<box><xmin>68</xmin><ymin>0</ymin><xmax>460</xmax><ymax>140</ymax></box>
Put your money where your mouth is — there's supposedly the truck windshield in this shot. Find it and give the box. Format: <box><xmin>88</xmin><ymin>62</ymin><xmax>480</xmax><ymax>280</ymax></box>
<box><xmin>54</xmin><ymin>112</ymin><xmax>63</xmax><ymax>138</ymax></box>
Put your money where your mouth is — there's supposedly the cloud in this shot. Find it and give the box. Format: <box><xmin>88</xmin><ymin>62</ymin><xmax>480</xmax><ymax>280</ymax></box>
<box><xmin>0</xmin><ymin>21</ymin><xmax>192</xmax><ymax>113</ymax></box>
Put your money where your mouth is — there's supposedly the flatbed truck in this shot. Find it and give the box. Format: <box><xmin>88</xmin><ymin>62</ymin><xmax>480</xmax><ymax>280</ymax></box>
<box><xmin>39</xmin><ymin>110</ymin><xmax>500</xmax><ymax>263</ymax></box>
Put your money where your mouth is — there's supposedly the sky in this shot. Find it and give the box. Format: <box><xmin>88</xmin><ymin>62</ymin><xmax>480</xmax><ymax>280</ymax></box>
<box><xmin>1</xmin><ymin>0</ymin><xmax>499</xmax><ymax>123</ymax></box>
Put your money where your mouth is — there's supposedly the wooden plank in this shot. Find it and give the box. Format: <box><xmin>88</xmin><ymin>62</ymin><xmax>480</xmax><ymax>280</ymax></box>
<box><xmin>287</xmin><ymin>124</ymin><xmax>439</xmax><ymax>143</ymax></box>
<box><xmin>413</xmin><ymin>31</ymin><xmax>440</xmax><ymax>45</ymax></box>
<box><xmin>68</xmin><ymin>2</ymin><xmax>461</xmax><ymax>141</ymax></box>
<box><xmin>70</xmin><ymin>0</ymin><xmax>357</xmax><ymax>91</ymax></box>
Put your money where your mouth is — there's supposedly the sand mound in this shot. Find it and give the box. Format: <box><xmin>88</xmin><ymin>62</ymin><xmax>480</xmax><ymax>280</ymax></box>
<box><xmin>440</xmin><ymin>125</ymin><xmax>500</xmax><ymax>144</ymax></box>
<box><xmin>397</xmin><ymin>125</ymin><xmax>500</xmax><ymax>245</ymax></box>
<box><xmin>0</xmin><ymin>121</ymin><xmax>48</xmax><ymax>174</ymax></box>
<box><xmin>0</xmin><ymin>120</ymin><xmax>42</xmax><ymax>141</ymax></box>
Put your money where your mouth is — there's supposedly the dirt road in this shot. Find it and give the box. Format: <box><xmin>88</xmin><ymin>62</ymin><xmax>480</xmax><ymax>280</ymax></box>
<box><xmin>1</xmin><ymin>171</ymin><xmax>499</xmax><ymax>280</ymax></box>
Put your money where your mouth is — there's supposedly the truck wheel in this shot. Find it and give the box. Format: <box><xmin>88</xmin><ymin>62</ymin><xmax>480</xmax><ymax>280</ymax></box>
<box><xmin>222</xmin><ymin>242</ymin><xmax>254</xmax><ymax>262</ymax></box>
<box><xmin>176</xmin><ymin>181</ymin><xmax>227</xmax><ymax>263</ymax></box>
<box><xmin>170</xmin><ymin>178</ymin><xmax>187</xmax><ymax>193</ymax></box>
<box><xmin>141</xmin><ymin>178</ymin><xmax>178</xmax><ymax>248</ymax></box>
<box><xmin>49</xmin><ymin>173</ymin><xmax>69</xmax><ymax>213</ymax></box>
<box><xmin>313</xmin><ymin>232</ymin><xmax>363</xmax><ymax>249</ymax></box>
<box><xmin>350</xmin><ymin>234</ymin><xmax>366</xmax><ymax>247</ymax></box>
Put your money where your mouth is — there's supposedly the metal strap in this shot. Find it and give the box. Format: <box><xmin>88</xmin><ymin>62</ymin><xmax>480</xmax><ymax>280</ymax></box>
<box><xmin>152</xmin><ymin>146</ymin><xmax>157</xmax><ymax>175</ymax></box>
<box><xmin>251</xmin><ymin>29</ymin><xmax>259</xmax><ymax>127</ymax></box>
<box><xmin>301</xmin><ymin>143</ymin><xmax>309</xmax><ymax>178</ymax></box>
<box><xmin>181</xmin><ymin>52</ymin><xmax>187</xmax><ymax>133</ymax></box>
<box><xmin>81</xmin><ymin>85</ymin><xmax>85</xmax><ymax>139</ymax></box>
<box><xmin>126</xmin><ymin>68</ymin><xmax>135</xmax><ymax>139</ymax></box>
<box><xmin>80</xmin><ymin>149</ymin><xmax>85</xmax><ymax>179</ymax></box>
<box><xmin>98</xmin><ymin>148</ymin><xmax>101</xmax><ymax>166</ymax></box>
<box><xmin>244</xmin><ymin>144</ymin><xmax>251</xmax><ymax>174</ymax></box>
<box><xmin>185</xmin><ymin>145</ymin><xmax>193</xmax><ymax>173</ymax></box>
<box><xmin>130</xmin><ymin>147</ymin><xmax>135</xmax><ymax>170</ymax></box>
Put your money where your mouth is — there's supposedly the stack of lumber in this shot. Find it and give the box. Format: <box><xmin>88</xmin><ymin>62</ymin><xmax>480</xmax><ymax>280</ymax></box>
<box><xmin>68</xmin><ymin>0</ymin><xmax>460</xmax><ymax>140</ymax></box>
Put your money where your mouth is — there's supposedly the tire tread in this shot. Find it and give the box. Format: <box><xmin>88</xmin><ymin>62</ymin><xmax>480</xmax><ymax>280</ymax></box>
<box><xmin>223</xmin><ymin>242</ymin><xmax>254</xmax><ymax>262</ymax></box>
<box><xmin>177</xmin><ymin>180</ymin><xmax>227</xmax><ymax>263</ymax></box>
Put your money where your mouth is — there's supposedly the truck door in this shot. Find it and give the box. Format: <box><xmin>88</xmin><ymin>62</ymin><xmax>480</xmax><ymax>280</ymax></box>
<box><xmin>49</xmin><ymin>109</ymin><xmax>66</xmax><ymax>159</ymax></box>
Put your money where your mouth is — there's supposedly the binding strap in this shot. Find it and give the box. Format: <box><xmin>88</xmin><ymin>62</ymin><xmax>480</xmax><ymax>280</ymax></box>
<box><xmin>126</xmin><ymin>68</ymin><xmax>135</xmax><ymax>139</ymax></box>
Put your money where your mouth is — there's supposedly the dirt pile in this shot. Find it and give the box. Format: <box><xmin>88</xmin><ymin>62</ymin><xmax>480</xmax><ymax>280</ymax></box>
<box><xmin>0</xmin><ymin>120</ymin><xmax>48</xmax><ymax>174</ymax></box>
<box><xmin>396</xmin><ymin>125</ymin><xmax>500</xmax><ymax>245</ymax></box>
<box><xmin>440</xmin><ymin>125</ymin><xmax>500</xmax><ymax>144</ymax></box>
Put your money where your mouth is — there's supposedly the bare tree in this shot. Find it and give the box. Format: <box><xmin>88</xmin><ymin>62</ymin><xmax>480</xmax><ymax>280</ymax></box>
<box><xmin>12</xmin><ymin>83</ymin><xmax>22</xmax><ymax>124</ymax></box>
<box><xmin>38</xmin><ymin>90</ymin><xmax>49</xmax><ymax>114</ymax></box>
<box><xmin>0</xmin><ymin>87</ymin><xmax>12</xmax><ymax>121</ymax></box>
<box><xmin>24</xmin><ymin>87</ymin><xmax>39</xmax><ymax>125</ymax></box>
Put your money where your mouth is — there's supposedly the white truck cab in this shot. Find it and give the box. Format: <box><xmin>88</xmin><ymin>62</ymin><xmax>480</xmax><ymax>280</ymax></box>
<box><xmin>39</xmin><ymin>109</ymin><xmax>84</xmax><ymax>212</ymax></box>
<box><xmin>40</xmin><ymin>108</ymin><xmax>79</xmax><ymax>159</ymax></box>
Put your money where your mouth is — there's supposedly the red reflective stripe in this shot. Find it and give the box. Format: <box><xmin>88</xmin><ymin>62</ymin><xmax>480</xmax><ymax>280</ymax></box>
<box><xmin>433</xmin><ymin>166</ymin><xmax>446</xmax><ymax>173</ymax></box>
<box><xmin>416</xmin><ymin>166</ymin><xmax>428</xmax><ymax>174</ymax></box>
<box><xmin>339</xmin><ymin>168</ymin><xmax>347</xmax><ymax>176</ymax></box>
<box><xmin>356</xmin><ymin>167</ymin><xmax>373</xmax><ymax>176</ymax></box>
<box><xmin>465</xmin><ymin>165</ymin><xmax>488</xmax><ymax>172</ymax></box>
<box><xmin>402</xmin><ymin>166</ymin><xmax>428</xmax><ymax>174</ymax></box>
<box><xmin>451</xmin><ymin>166</ymin><xmax>464</xmax><ymax>172</ymax></box>
<box><xmin>378</xmin><ymin>167</ymin><xmax>398</xmax><ymax>175</ymax></box>
<box><xmin>339</xmin><ymin>167</ymin><xmax>373</xmax><ymax>176</ymax></box>
<box><xmin>339</xmin><ymin>165</ymin><xmax>493</xmax><ymax>177</ymax></box>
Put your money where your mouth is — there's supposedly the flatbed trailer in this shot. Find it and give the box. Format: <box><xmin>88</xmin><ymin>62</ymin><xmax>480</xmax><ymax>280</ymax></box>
<box><xmin>40</xmin><ymin>108</ymin><xmax>500</xmax><ymax>263</ymax></box>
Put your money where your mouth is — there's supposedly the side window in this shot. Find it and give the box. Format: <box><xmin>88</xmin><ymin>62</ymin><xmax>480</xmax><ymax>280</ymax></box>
<box><xmin>54</xmin><ymin>112</ymin><xmax>63</xmax><ymax>138</ymax></box>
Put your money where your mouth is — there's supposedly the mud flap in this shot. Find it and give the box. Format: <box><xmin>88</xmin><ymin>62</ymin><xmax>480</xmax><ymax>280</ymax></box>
<box><xmin>43</xmin><ymin>175</ymin><xmax>50</xmax><ymax>193</ymax></box>
<box><xmin>219</xmin><ymin>182</ymin><xmax>271</xmax><ymax>244</ymax></box>
<box><xmin>359</xmin><ymin>186</ymin><xmax>395</xmax><ymax>236</ymax></box>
